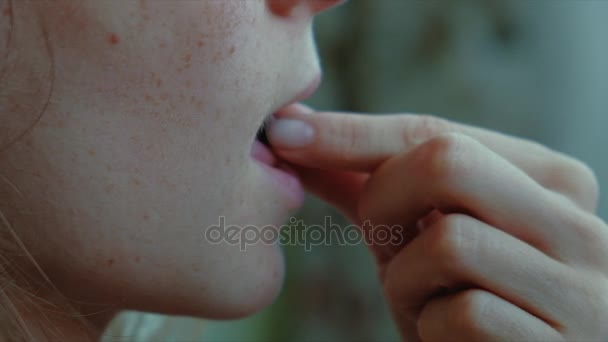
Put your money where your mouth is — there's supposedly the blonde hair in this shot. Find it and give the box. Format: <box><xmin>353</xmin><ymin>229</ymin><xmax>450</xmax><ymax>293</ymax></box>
<box><xmin>0</xmin><ymin>223</ymin><xmax>35</xmax><ymax>342</ymax></box>
<box><xmin>0</xmin><ymin>207</ymin><xmax>102</xmax><ymax>341</ymax></box>
<box><xmin>0</xmin><ymin>0</ymin><xmax>95</xmax><ymax>339</ymax></box>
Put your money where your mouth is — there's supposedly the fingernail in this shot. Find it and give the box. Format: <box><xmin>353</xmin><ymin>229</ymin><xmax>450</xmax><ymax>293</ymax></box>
<box><xmin>267</xmin><ymin>119</ymin><xmax>315</xmax><ymax>148</ymax></box>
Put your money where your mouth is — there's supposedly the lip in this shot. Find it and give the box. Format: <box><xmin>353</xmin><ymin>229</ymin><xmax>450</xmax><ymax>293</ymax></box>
<box><xmin>250</xmin><ymin>73</ymin><xmax>321</xmax><ymax>211</ymax></box>
<box><xmin>252</xmin><ymin>140</ymin><xmax>305</xmax><ymax>210</ymax></box>
<box><xmin>275</xmin><ymin>73</ymin><xmax>322</xmax><ymax>114</ymax></box>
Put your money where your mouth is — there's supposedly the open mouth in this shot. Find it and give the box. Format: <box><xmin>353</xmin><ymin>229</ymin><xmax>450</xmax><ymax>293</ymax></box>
<box><xmin>252</xmin><ymin>73</ymin><xmax>321</xmax><ymax>157</ymax></box>
<box><xmin>250</xmin><ymin>112</ymin><xmax>305</xmax><ymax>210</ymax></box>
<box><xmin>247</xmin><ymin>74</ymin><xmax>321</xmax><ymax>209</ymax></box>
<box><xmin>255</xmin><ymin>115</ymin><xmax>273</xmax><ymax>148</ymax></box>
<box><xmin>251</xmin><ymin>114</ymin><xmax>279</xmax><ymax>167</ymax></box>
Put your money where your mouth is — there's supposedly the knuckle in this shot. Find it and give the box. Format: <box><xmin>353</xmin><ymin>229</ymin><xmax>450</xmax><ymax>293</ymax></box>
<box><xmin>567</xmin><ymin>212</ymin><xmax>608</xmax><ymax>266</ymax></box>
<box><xmin>547</xmin><ymin>156</ymin><xmax>599</xmax><ymax>211</ymax></box>
<box><xmin>333</xmin><ymin>115</ymin><xmax>369</xmax><ymax>163</ymax></box>
<box><xmin>452</xmin><ymin>290</ymin><xmax>493</xmax><ymax>337</ymax></box>
<box><xmin>415</xmin><ymin>133</ymin><xmax>475</xmax><ymax>187</ymax></box>
<box><xmin>423</xmin><ymin>214</ymin><xmax>472</xmax><ymax>271</ymax></box>
<box><xmin>401</xmin><ymin>115</ymin><xmax>453</xmax><ymax>146</ymax></box>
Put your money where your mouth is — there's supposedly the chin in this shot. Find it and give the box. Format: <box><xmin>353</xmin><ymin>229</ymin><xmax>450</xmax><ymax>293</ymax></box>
<box><xmin>200</xmin><ymin>248</ymin><xmax>286</xmax><ymax>320</ymax></box>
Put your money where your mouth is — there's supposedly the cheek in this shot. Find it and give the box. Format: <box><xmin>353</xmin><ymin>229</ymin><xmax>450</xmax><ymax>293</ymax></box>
<box><xmin>35</xmin><ymin>1</ymin><xmax>108</xmax><ymax>47</ymax></box>
<box><xmin>35</xmin><ymin>0</ymin><xmax>262</xmax><ymax>69</ymax></box>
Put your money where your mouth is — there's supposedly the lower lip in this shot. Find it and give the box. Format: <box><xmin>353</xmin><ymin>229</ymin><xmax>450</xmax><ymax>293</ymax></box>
<box><xmin>251</xmin><ymin>141</ymin><xmax>305</xmax><ymax>210</ymax></box>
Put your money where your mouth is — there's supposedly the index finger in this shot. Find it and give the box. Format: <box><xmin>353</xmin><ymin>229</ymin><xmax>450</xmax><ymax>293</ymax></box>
<box><xmin>268</xmin><ymin>109</ymin><xmax>597</xmax><ymax>211</ymax></box>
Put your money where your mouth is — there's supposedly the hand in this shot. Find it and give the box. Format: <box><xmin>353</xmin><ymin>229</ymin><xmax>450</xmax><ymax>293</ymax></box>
<box><xmin>268</xmin><ymin>104</ymin><xmax>608</xmax><ymax>341</ymax></box>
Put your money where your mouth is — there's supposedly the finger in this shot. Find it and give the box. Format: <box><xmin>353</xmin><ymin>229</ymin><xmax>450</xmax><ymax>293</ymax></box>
<box><xmin>360</xmin><ymin>133</ymin><xmax>607</xmax><ymax>267</ymax></box>
<box><xmin>291</xmin><ymin>166</ymin><xmax>368</xmax><ymax>223</ymax></box>
<box><xmin>274</xmin><ymin>104</ymin><xmax>367</xmax><ymax>221</ymax></box>
<box><xmin>274</xmin><ymin>103</ymin><xmax>368</xmax><ymax>221</ymax></box>
<box><xmin>268</xmin><ymin>111</ymin><xmax>597</xmax><ymax>211</ymax></box>
<box><xmin>291</xmin><ymin>165</ymin><xmax>412</xmax><ymax>266</ymax></box>
<box><xmin>416</xmin><ymin>289</ymin><xmax>563</xmax><ymax>342</ymax></box>
<box><xmin>384</xmin><ymin>214</ymin><xmax>574</xmax><ymax>331</ymax></box>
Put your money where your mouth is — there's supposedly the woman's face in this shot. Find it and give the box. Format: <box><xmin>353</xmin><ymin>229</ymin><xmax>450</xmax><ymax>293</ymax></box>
<box><xmin>0</xmin><ymin>0</ymin><xmax>342</xmax><ymax>318</ymax></box>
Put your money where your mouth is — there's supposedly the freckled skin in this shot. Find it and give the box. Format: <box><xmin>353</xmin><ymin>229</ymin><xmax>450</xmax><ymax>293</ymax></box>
<box><xmin>0</xmin><ymin>0</ymin><xmax>328</xmax><ymax>320</ymax></box>
<box><xmin>107</xmin><ymin>33</ymin><xmax>120</xmax><ymax>45</ymax></box>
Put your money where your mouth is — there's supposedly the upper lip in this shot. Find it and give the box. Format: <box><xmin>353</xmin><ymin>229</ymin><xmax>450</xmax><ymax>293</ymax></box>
<box><xmin>275</xmin><ymin>73</ymin><xmax>322</xmax><ymax>113</ymax></box>
<box><xmin>251</xmin><ymin>73</ymin><xmax>321</xmax><ymax>145</ymax></box>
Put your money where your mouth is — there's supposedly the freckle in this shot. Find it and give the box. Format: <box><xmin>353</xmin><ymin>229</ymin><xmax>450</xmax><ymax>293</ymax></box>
<box><xmin>135</xmin><ymin>256</ymin><xmax>141</xmax><ymax>262</ymax></box>
<box><xmin>159</xmin><ymin>42</ymin><xmax>167</xmax><ymax>48</ymax></box>
<box><xmin>155</xmin><ymin>78</ymin><xmax>163</xmax><ymax>88</ymax></box>
<box><xmin>107</xmin><ymin>259</ymin><xmax>115</xmax><ymax>267</ymax></box>
<box><xmin>142</xmin><ymin>214</ymin><xmax>150</xmax><ymax>221</ymax></box>
<box><xmin>131</xmin><ymin>178</ymin><xmax>142</xmax><ymax>186</ymax></box>
<box><xmin>229</xmin><ymin>45</ymin><xmax>236</xmax><ymax>55</ymax></box>
<box><xmin>107</xmin><ymin>33</ymin><xmax>120</xmax><ymax>45</ymax></box>
<box><xmin>87</xmin><ymin>148</ymin><xmax>96</xmax><ymax>156</ymax></box>
<box><xmin>183</xmin><ymin>52</ymin><xmax>192</xmax><ymax>64</ymax></box>
<box><xmin>2</xmin><ymin>7</ymin><xmax>12</xmax><ymax>17</ymax></box>
<box><xmin>106</xmin><ymin>164</ymin><xmax>113</xmax><ymax>171</ymax></box>
<box><xmin>197</xmin><ymin>41</ymin><xmax>204</xmax><ymax>48</ymax></box>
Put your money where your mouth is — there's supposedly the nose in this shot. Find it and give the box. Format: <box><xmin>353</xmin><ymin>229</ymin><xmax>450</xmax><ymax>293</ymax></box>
<box><xmin>308</xmin><ymin>0</ymin><xmax>347</xmax><ymax>14</ymax></box>
<box><xmin>267</xmin><ymin>0</ymin><xmax>347</xmax><ymax>17</ymax></box>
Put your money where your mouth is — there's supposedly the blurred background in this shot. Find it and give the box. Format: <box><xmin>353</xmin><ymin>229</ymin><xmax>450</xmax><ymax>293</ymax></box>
<box><xmin>104</xmin><ymin>1</ymin><xmax>608</xmax><ymax>341</ymax></box>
